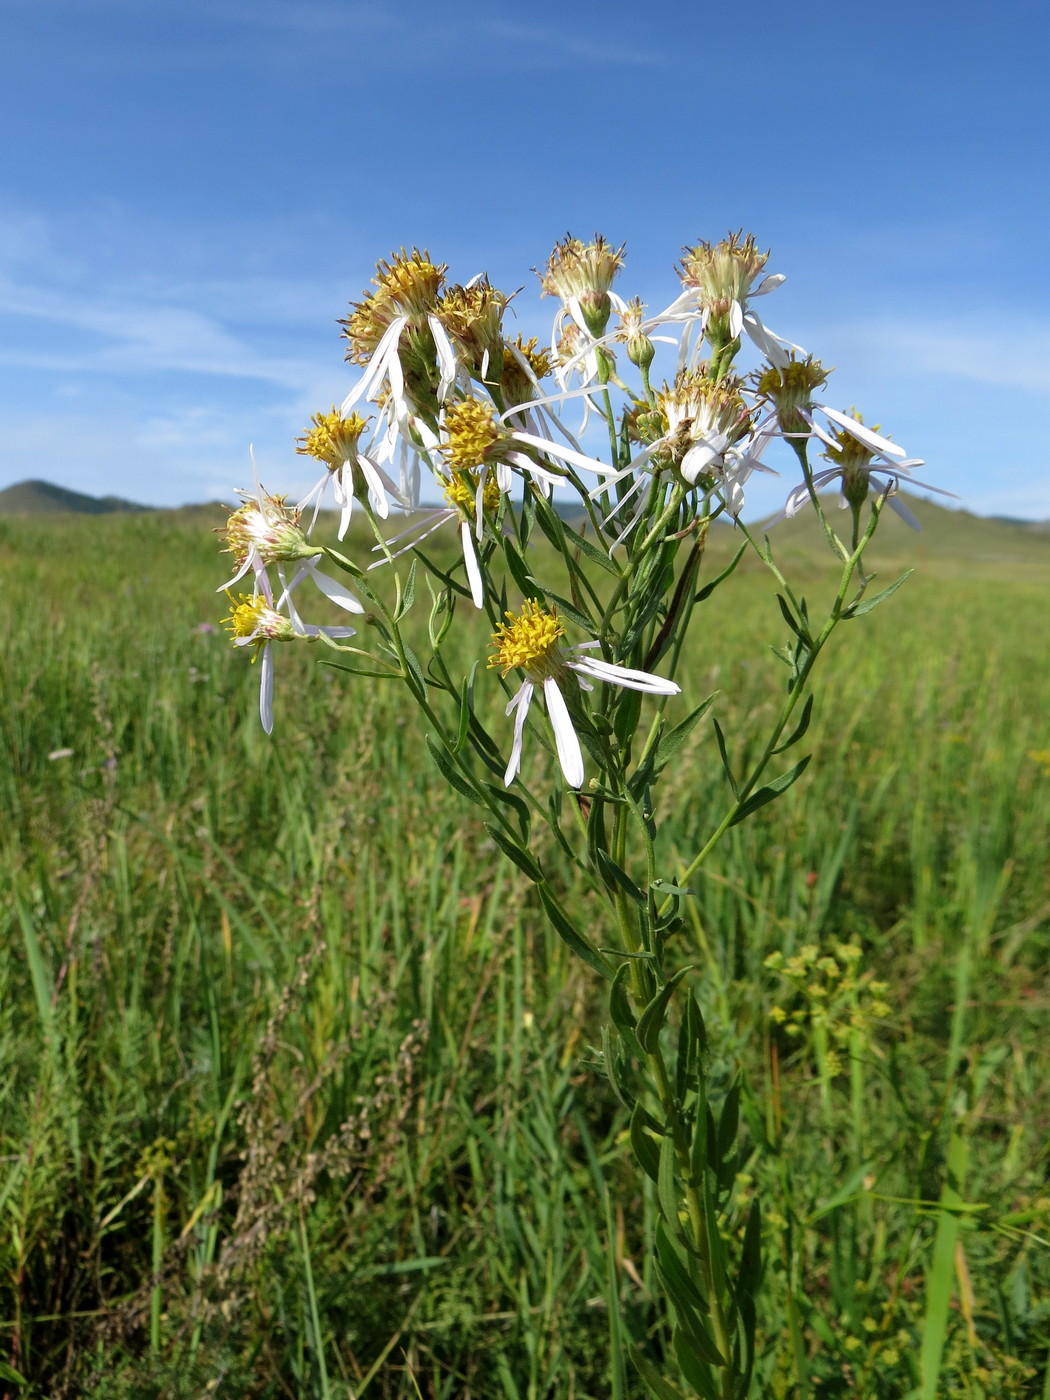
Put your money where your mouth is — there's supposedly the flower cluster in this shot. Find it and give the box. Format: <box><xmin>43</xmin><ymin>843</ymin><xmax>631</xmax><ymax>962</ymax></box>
<box><xmin>219</xmin><ymin>231</ymin><xmax>929</xmax><ymax>782</ymax></box>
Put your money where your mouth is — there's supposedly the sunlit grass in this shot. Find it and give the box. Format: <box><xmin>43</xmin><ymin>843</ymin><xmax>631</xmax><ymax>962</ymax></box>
<box><xmin>0</xmin><ymin>507</ymin><xmax>1047</xmax><ymax>1397</ymax></box>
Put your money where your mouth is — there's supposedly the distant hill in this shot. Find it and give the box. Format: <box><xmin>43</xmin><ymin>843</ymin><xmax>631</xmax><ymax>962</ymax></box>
<box><xmin>0</xmin><ymin>479</ymin><xmax>152</xmax><ymax>515</ymax></box>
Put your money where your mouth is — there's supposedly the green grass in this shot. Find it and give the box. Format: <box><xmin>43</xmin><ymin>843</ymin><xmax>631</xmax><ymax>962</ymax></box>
<box><xmin>0</xmin><ymin>505</ymin><xmax>1047</xmax><ymax>1398</ymax></box>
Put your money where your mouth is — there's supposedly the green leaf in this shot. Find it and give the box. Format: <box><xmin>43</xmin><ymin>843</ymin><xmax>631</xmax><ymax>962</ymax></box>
<box><xmin>561</xmin><ymin>519</ymin><xmax>621</xmax><ymax>575</ymax></box>
<box><xmin>627</xmin><ymin>1346</ymin><xmax>687</xmax><ymax>1400</ymax></box>
<box><xmin>658</xmin><ymin>1133</ymin><xmax>682</xmax><ymax>1231</ymax></box>
<box><xmin>536</xmin><ymin>586</ymin><xmax>597</xmax><ymax>633</ymax></box>
<box><xmin>844</xmin><ymin>567</ymin><xmax>913</xmax><ymax>618</ymax></box>
<box><xmin>393</xmin><ymin>558</ymin><xmax>417</xmax><ymax>621</ymax></box>
<box><xmin>637</xmin><ymin>966</ymin><xmax>691</xmax><ymax>1052</ymax></box>
<box><xmin>0</xmin><ymin>1360</ymin><xmax>28</xmax><ymax>1385</ymax></box>
<box><xmin>600</xmin><ymin>1025</ymin><xmax>634</xmax><ymax>1113</ymax></box>
<box><xmin>399</xmin><ymin>642</ymin><xmax>427</xmax><ymax>698</ymax></box>
<box><xmin>454</xmin><ymin>662</ymin><xmax>479</xmax><ymax>753</ymax></box>
<box><xmin>711</xmin><ymin>717</ymin><xmax>739</xmax><ymax>797</ymax></box>
<box><xmin>673</xmin><ymin>1322</ymin><xmax>724</xmax><ymax>1394</ymax></box>
<box><xmin>717</xmin><ymin>1080</ymin><xmax>740</xmax><ymax>1164</ymax></box>
<box><xmin>609</xmin><ymin>963</ymin><xmax>643</xmax><ymax>1058</ymax></box>
<box><xmin>424</xmin><ymin>736</ymin><xmax>483</xmax><ymax>807</ymax></box>
<box><xmin>651</xmin><ymin>879</ymin><xmax>694</xmax><ymax>898</ymax></box>
<box><xmin>14</xmin><ymin>890</ymin><xmax>54</xmax><ymax>1042</ymax></box>
<box><xmin>772</xmin><ymin>693</ymin><xmax>814</xmax><ymax>755</ymax></box>
<box><xmin>537</xmin><ymin>885</ymin><xmax>614</xmax><ymax>979</ymax></box>
<box><xmin>484</xmin><ymin>824</ymin><xmax>543</xmax><ymax>882</ymax></box>
<box><xmin>693</xmin><ymin>542</ymin><xmax>746</xmax><ymax>603</ymax></box>
<box><xmin>655</xmin><ymin>1219</ymin><xmax>708</xmax><ymax>1316</ymax></box>
<box><xmin>729</xmin><ymin>755</ymin><xmax>811</xmax><ymax>825</ymax></box>
<box><xmin>653</xmin><ymin>693</ymin><xmax>717</xmax><ymax>773</ymax></box>
<box><xmin>501</xmin><ymin>535</ymin><xmax>543</xmax><ymax>600</ymax></box>
<box><xmin>629</xmin><ymin>1102</ymin><xmax>662</xmax><ymax>1182</ymax></box>
<box><xmin>596</xmin><ymin>848</ymin><xmax>645</xmax><ymax>904</ymax></box>
<box><xmin>483</xmin><ymin>783</ymin><xmax>531</xmax><ymax>843</ymax></box>
<box><xmin>737</xmin><ymin>1199</ymin><xmax>762</xmax><ymax>1301</ymax></box>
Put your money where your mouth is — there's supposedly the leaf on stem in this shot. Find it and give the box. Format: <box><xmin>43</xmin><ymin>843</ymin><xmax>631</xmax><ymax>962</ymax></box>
<box><xmin>843</xmin><ymin>568</ymin><xmax>914</xmax><ymax>618</ymax></box>
<box><xmin>729</xmin><ymin>755</ymin><xmax>811</xmax><ymax>825</ymax></box>
<box><xmin>637</xmin><ymin>966</ymin><xmax>692</xmax><ymax>1053</ymax></box>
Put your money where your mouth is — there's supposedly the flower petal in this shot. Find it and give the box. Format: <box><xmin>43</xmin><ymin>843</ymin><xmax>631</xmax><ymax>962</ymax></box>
<box><xmin>259</xmin><ymin>644</ymin><xmax>274</xmax><ymax>735</ymax></box>
<box><xmin>819</xmin><ymin>405</ymin><xmax>907</xmax><ymax>459</ymax></box>
<box><xmin>568</xmin><ymin>656</ymin><xmax>680</xmax><ymax>695</ymax></box>
<box><xmin>543</xmin><ymin>676</ymin><xmax>585</xmax><ymax>789</ymax></box>
<box><xmin>460</xmin><ymin>521</ymin><xmax>484</xmax><ymax>609</ymax></box>
<box><xmin>305</xmin><ymin>562</ymin><xmax>365</xmax><ymax>613</ymax></box>
<box><xmin>504</xmin><ymin>681</ymin><xmax>534</xmax><ymax>786</ymax></box>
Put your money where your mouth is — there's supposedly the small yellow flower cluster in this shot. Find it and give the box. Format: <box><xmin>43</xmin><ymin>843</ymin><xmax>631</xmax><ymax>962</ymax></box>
<box><xmin>489</xmin><ymin>600</ymin><xmax>566</xmax><ymax>679</ymax></box>
<box><xmin>296</xmin><ymin>409</ymin><xmax>370</xmax><ymax>469</ymax></box>
<box><xmin>440</xmin><ymin>397</ymin><xmax>503</xmax><ymax>472</ymax></box>
<box><xmin>1027</xmin><ymin>747</ymin><xmax>1050</xmax><ymax>776</ymax></box>
<box><xmin>441</xmin><ymin>466</ymin><xmax>502</xmax><ymax>519</ymax></box>
<box><xmin>765</xmin><ymin>941</ymin><xmax>891</xmax><ymax>1069</ymax></box>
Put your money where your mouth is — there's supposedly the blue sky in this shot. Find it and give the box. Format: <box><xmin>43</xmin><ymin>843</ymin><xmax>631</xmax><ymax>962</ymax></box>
<box><xmin>1</xmin><ymin>0</ymin><xmax>1048</xmax><ymax>517</ymax></box>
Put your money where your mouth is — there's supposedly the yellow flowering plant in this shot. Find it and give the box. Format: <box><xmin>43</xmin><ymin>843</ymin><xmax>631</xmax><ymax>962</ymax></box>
<box><xmin>218</xmin><ymin>233</ymin><xmax>926</xmax><ymax>1399</ymax></box>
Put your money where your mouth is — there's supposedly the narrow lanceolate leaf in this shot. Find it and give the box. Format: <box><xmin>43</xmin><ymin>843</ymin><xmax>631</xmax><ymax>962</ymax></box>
<box><xmin>627</xmin><ymin>1346</ymin><xmax>687</xmax><ymax>1400</ymax></box>
<box><xmin>736</xmin><ymin>1199</ymin><xmax>762</xmax><ymax>1301</ymax></box>
<box><xmin>483</xmin><ymin>783</ymin><xmax>531</xmax><ymax>843</ymax></box>
<box><xmin>537</xmin><ymin>885</ymin><xmax>614</xmax><ymax>979</ymax></box>
<box><xmin>609</xmin><ymin>964</ymin><xmax>644</xmax><ymax>1059</ymax></box>
<box><xmin>655</xmin><ymin>1219</ymin><xmax>708</xmax><ymax>1316</ymax></box>
<box><xmin>630</xmin><ymin>1102</ymin><xmax>662</xmax><ymax>1183</ymax></box>
<box><xmin>772</xmin><ymin>693</ymin><xmax>814</xmax><ymax>755</ymax></box>
<box><xmin>393</xmin><ymin>558</ymin><xmax>417</xmax><ymax>621</ymax></box>
<box><xmin>658</xmin><ymin>1133</ymin><xmax>682</xmax><ymax>1232</ymax></box>
<box><xmin>596</xmin><ymin>848</ymin><xmax>646</xmax><ymax>904</ymax></box>
<box><xmin>424</xmin><ymin>736</ymin><xmax>484</xmax><ymax>806</ymax></box>
<box><xmin>501</xmin><ymin>535</ymin><xmax>542</xmax><ymax>601</ymax></box>
<box><xmin>637</xmin><ymin>966</ymin><xmax>692</xmax><ymax>1053</ymax></box>
<box><xmin>653</xmin><ymin>694</ymin><xmax>717</xmax><ymax>774</ymax></box>
<box><xmin>843</xmin><ymin>568</ymin><xmax>913</xmax><ymax>618</ymax></box>
<box><xmin>729</xmin><ymin>755</ymin><xmax>811</xmax><ymax>825</ymax></box>
<box><xmin>693</xmin><ymin>541</ymin><xmax>746</xmax><ymax>603</ymax></box>
<box><xmin>484</xmin><ymin>824</ymin><xmax>543</xmax><ymax>882</ymax></box>
<box><xmin>711</xmin><ymin>717</ymin><xmax>739</xmax><ymax>797</ymax></box>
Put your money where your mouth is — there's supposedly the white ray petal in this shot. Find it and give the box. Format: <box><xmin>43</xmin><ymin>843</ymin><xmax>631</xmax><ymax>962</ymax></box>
<box><xmin>304</xmin><ymin>562</ymin><xmax>365</xmax><ymax>613</ymax></box>
<box><xmin>259</xmin><ymin>644</ymin><xmax>274</xmax><ymax>735</ymax></box>
<box><xmin>543</xmin><ymin>677</ymin><xmax>585</xmax><ymax>789</ymax></box>
<box><xmin>568</xmin><ymin>656</ymin><xmax>680</xmax><ymax>695</ymax></box>
<box><xmin>460</xmin><ymin>521</ymin><xmax>484</xmax><ymax>609</ymax></box>
<box><xmin>818</xmin><ymin>405</ymin><xmax>907</xmax><ymax>459</ymax></box>
<box><xmin>504</xmin><ymin>681</ymin><xmax>534</xmax><ymax>786</ymax></box>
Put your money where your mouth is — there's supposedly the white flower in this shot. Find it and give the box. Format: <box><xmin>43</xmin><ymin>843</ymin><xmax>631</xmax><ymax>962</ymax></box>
<box><xmin>650</xmin><ymin>232</ymin><xmax>802</xmax><ymax>368</ymax></box>
<box><xmin>295</xmin><ymin>408</ymin><xmax>404</xmax><ymax>541</ymax></box>
<box><xmin>489</xmin><ymin>601</ymin><xmax>680</xmax><ymax>788</ymax></box>
<box><xmin>217</xmin><ymin>479</ymin><xmax>365</xmax><ymax>615</ymax></box>
<box><xmin>783</xmin><ymin>406</ymin><xmax>946</xmax><ymax>526</ymax></box>
<box><xmin>224</xmin><ymin>576</ymin><xmax>356</xmax><ymax>734</ymax></box>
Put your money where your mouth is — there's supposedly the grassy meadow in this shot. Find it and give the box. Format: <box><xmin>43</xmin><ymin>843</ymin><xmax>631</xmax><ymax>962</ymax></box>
<box><xmin>0</xmin><ymin>500</ymin><xmax>1048</xmax><ymax>1398</ymax></box>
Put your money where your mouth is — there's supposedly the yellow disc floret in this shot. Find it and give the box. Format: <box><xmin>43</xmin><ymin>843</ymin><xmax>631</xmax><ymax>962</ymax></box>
<box><xmin>220</xmin><ymin>491</ymin><xmax>315</xmax><ymax>565</ymax></box>
<box><xmin>678</xmin><ymin>230</ymin><xmax>770</xmax><ymax>315</ymax></box>
<box><xmin>441</xmin><ymin>397</ymin><xmax>503</xmax><ymax>472</ymax></box>
<box><xmin>489</xmin><ymin>600</ymin><xmax>566</xmax><ymax>679</ymax></box>
<box><xmin>441</xmin><ymin>467</ymin><xmax>502</xmax><ymax>519</ymax></box>
<box><xmin>223</xmin><ymin>594</ymin><xmax>296</xmax><ymax>650</ymax></box>
<box><xmin>296</xmin><ymin>409</ymin><xmax>370</xmax><ymax>468</ymax></box>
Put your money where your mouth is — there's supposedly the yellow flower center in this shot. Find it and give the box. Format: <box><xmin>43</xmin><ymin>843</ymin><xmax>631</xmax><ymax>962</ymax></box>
<box><xmin>223</xmin><ymin>594</ymin><xmax>296</xmax><ymax>650</ymax></box>
<box><xmin>441</xmin><ymin>467</ymin><xmax>502</xmax><ymax>518</ymax></box>
<box><xmin>678</xmin><ymin>231</ymin><xmax>770</xmax><ymax>316</ymax></box>
<box><xmin>441</xmin><ymin>397</ymin><xmax>503</xmax><ymax>472</ymax></box>
<box><xmin>221</xmin><ymin>492</ymin><xmax>313</xmax><ymax>564</ymax></box>
<box><xmin>489</xmin><ymin>600</ymin><xmax>566</xmax><ymax>678</ymax></box>
<box><xmin>296</xmin><ymin>409</ymin><xmax>370</xmax><ymax>468</ymax></box>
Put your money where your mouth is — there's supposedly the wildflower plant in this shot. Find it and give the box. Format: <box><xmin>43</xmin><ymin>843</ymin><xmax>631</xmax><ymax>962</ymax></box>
<box><xmin>218</xmin><ymin>232</ymin><xmax>926</xmax><ymax>1398</ymax></box>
